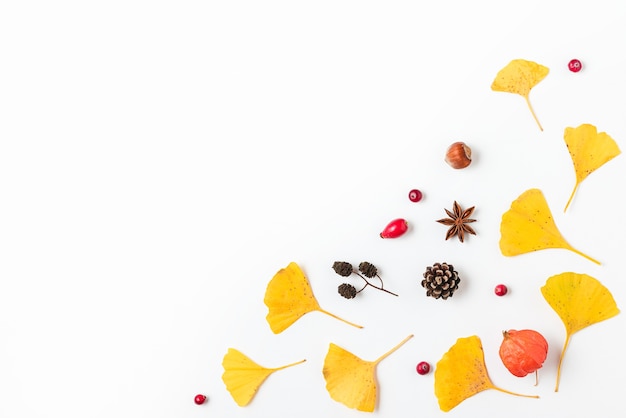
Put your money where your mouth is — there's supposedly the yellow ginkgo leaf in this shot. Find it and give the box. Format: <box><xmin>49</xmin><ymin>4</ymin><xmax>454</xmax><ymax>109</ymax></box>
<box><xmin>563</xmin><ymin>123</ymin><xmax>621</xmax><ymax>212</ymax></box>
<box><xmin>491</xmin><ymin>59</ymin><xmax>549</xmax><ymax>131</ymax></box>
<box><xmin>264</xmin><ymin>262</ymin><xmax>362</xmax><ymax>333</ymax></box>
<box><xmin>541</xmin><ymin>272</ymin><xmax>619</xmax><ymax>391</ymax></box>
<box><xmin>499</xmin><ymin>188</ymin><xmax>600</xmax><ymax>265</ymax></box>
<box><xmin>435</xmin><ymin>335</ymin><xmax>538</xmax><ymax>412</ymax></box>
<box><xmin>323</xmin><ymin>334</ymin><xmax>413</xmax><ymax>412</ymax></box>
<box><xmin>221</xmin><ymin>348</ymin><xmax>306</xmax><ymax>406</ymax></box>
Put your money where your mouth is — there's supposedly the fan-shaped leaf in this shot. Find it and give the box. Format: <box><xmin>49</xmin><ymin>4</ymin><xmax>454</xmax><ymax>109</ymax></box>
<box><xmin>491</xmin><ymin>59</ymin><xmax>549</xmax><ymax>131</ymax></box>
<box><xmin>323</xmin><ymin>335</ymin><xmax>413</xmax><ymax>412</ymax></box>
<box><xmin>221</xmin><ymin>348</ymin><xmax>305</xmax><ymax>406</ymax></box>
<box><xmin>563</xmin><ymin>123</ymin><xmax>621</xmax><ymax>212</ymax></box>
<box><xmin>435</xmin><ymin>335</ymin><xmax>537</xmax><ymax>412</ymax></box>
<box><xmin>499</xmin><ymin>188</ymin><xmax>599</xmax><ymax>264</ymax></box>
<box><xmin>541</xmin><ymin>272</ymin><xmax>619</xmax><ymax>391</ymax></box>
<box><xmin>264</xmin><ymin>262</ymin><xmax>362</xmax><ymax>333</ymax></box>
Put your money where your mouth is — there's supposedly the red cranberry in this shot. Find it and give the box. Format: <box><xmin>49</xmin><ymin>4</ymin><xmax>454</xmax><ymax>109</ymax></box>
<box><xmin>194</xmin><ymin>394</ymin><xmax>207</xmax><ymax>405</ymax></box>
<box><xmin>568</xmin><ymin>59</ymin><xmax>582</xmax><ymax>73</ymax></box>
<box><xmin>494</xmin><ymin>284</ymin><xmax>508</xmax><ymax>296</ymax></box>
<box><xmin>416</xmin><ymin>361</ymin><xmax>430</xmax><ymax>375</ymax></box>
<box><xmin>408</xmin><ymin>189</ymin><xmax>423</xmax><ymax>203</ymax></box>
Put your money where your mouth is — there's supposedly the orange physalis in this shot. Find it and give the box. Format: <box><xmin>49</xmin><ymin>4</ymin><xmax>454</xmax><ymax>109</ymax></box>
<box><xmin>499</xmin><ymin>329</ymin><xmax>548</xmax><ymax>385</ymax></box>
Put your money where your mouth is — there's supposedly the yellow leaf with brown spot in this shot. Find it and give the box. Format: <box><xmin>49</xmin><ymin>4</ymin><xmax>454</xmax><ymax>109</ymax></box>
<box><xmin>541</xmin><ymin>272</ymin><xmax>619</xmax><ymax>391</ymax></box>
<box><xmin>435</xmin><ymin>335</ymin><xmax>537</xmax><ymax>412</ymax></box>
<box><xmin>264</xmin><ymin>262</ymin><xmax>362</xmax><ymax>333</ymax></box>
<box><xmin>499</xmin><ymin>188</ymin><xmax>599</xmax><ymax>264</ymax></box>
<box><xmin>563</xmin><ymin>124</ymin><xmax>620</xmax><ymax>212</ymax></box>
<box><xmin>323</xmin><ymin>335</ymin><xmax>413</xmax><ymax>412</ymax></box>
<box><xmin>491</xmin><ymin>59</ymin><xmax>549</xmax><ymax>131</ymax></box>
<box><xmin>221</xmin><ymin>348</ymin><xmax>305</xmax><ymax>406</ymax></box>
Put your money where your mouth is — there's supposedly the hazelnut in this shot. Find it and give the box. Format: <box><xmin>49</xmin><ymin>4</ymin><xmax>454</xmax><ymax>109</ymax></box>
<box><xmin>445</xmin><ymin>142</ymin><xmax>472</xmax><ymax>169</ymax></box>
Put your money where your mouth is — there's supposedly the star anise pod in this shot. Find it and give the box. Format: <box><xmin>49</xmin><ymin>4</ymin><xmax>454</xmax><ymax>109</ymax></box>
<box><xmin>436</xmin><ymin>201</ymin><xmax>476</xmax><ymax>242</ymax></box>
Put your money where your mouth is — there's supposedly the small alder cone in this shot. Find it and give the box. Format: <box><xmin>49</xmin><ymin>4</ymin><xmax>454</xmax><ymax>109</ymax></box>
<box><xmin>358</xmin><ymin>262</ymin><xmax>378</xmax><ymax>278</ymax></box>
<box><xmin>421</xmin><ymin>262</ymin><xmax>460</xmax><ymax>299</ymax></box>
<box><xmin>332</xmin><ymin>261</ymin><xmax>353</xmax><ymax>277</ymax></box>
<box><xmin>338</xmin><ymin>283</ymin><xmax>357</xmax><ymax>299</ymax></box>
<box><xmin>445</xmin><ymin>142</ymin><xmax>472</xmax><ymax>169</ymax></box>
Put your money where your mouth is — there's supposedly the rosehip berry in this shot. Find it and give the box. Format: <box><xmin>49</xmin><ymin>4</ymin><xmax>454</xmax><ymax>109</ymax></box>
<box><xmin>194</xmin><ymin>394</ymin><xmax>207</xmax><ymax>405</ymax></box>
<box><xmin>494</xmin><ymin>284</ymin><xmax>508</xmax><ymax>296</ymax></box>
<box><xmin>380</xmin><ymin>218</ymin><xmax>408</xmax><ymax>238</ymax></box>
<box><xmin>416</xmin><ymin>361</ymin><xmax>430</xmax><ymax>375</ymax></box>
<box><xmin>408</xmin><ymin>189</ymin><xmax>423</xmax><ymax>203</ymax></box>
<box><xmin>568</xmin><ymin>59</ymin><xmax>582</xmax><ymax>73</ymax></box>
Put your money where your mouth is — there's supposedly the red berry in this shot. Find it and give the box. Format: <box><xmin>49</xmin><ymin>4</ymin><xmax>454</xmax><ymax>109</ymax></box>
<box><xmin>380</xmin><ymin>218</ymin><xmax>408</xmax><ymax>238</ymax></box>
<box><xmin>494</xmin><ymin>284</ymin><xmax>508</xmax><ymax>296</ymax></box>
<box><xmin>416</xmin><ymin>361</ymin><xmax>430</xmax><ymax>375</ymax></box>
<box><xmin>568</xmin><ymin>59</ymin><xmax>582</xmax><ymax>73</ymax></box>
<box><xmin>194</xmin><ymin>394</ymin><xmax>207</xmax><ymax>405</ymax></box>
<box><xmin>408</xmin><ymin>189</ymin><xmax>423</xmax><ymax>203</ymax></box>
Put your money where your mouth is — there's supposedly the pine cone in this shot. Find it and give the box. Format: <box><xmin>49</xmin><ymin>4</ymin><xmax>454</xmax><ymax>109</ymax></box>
<box><xmin>332</xmin><ymin>261</ymin><xmax>353</xmax><ymax>277</ymax></box>
<box><xmin>338</xmin><ymin>283</ymin><xmax>357</xmax><ymax>299</ymax></box>
<box><xmin>358</xmin><ymin>262</ymin><xmax>378</xmax><ymax>278</ymax></box>
<box><xmin>421</xmin><ymin>262</ymin><xmax>460</xmax><ymax>300</ymax></box>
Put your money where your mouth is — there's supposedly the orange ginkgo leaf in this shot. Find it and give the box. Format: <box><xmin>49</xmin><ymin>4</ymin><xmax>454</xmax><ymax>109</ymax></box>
<box><xmin>541</xmin><ymin>272</ymin><xmax>619</xmax><ymax>391</ymax></box>
<box><xmin>499</xmin><ymin>188</ymin><xmax>600</xmax><ymax>265</ymax></box>
<box><xmin>221</xmin><ymin>348</ymin><xmax>306</xmax><ymax>406</ymax></box>
<box><xmin>435</xmin><ymin>335</ymin><xmax>538</xmax><ymax>412</ymax></box>
<box><xmin>323</xmin><ymin>334</ymin><xmax>413</xmax><ymax>412</ymax></box>
<box><xmin>264</xmin><ymin>261</ymin><xmax>362</xmax><ymax>334</ymax></box>
<box><xmin>563</xmin><ymin>123</ymin><xmax>621</xmax><ymax>212</ymax></box>
<box><xmin>491</xmin><ymin>59</ymin><xmax>549</xmax><ymax>131</ymax></box>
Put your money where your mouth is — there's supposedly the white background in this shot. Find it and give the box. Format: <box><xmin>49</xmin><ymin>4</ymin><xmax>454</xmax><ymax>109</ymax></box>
<box><xmin>1</xmin><ymin>1</ymin><xmax>625</xmax><ymax>417</ymax></box>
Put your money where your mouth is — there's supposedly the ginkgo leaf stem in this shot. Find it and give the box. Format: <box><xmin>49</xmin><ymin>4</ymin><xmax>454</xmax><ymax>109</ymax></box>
<box><xmin>569</xmin><ymin>247</ymin><xmax>601</xmax><ymax>265</ymax></box>
<box><xmin>554</xmin><ymin>334</ymin><xmax>572</xmax><ymax>392</ymax></box>
<box><xmin>318</xmin><ymin>308</ymin><xmax>363</xmax><ymax>329</ymax></box>
<box><xmin>564</xmin><ymin>183</ymin><xmax>579</xmax><ymax>212</ymax></box>
<box><xmin>374</xmin><ymin>334</ymin><xmax>413</xmax><ymax>364</ymax></box>
<box><xmin>272</xmin><ymin>359</ymin><xmax>307</xmax><ymax>371</ymax></box>
<box><xmin>492</xmin><ymin>385</ymin><xmax>539</xmax><ymax>399</ymax></box>
<box><xmin>524</xmin><ymin>95</ymin><xmax>543</xmax><ymax>131</ymax></box>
